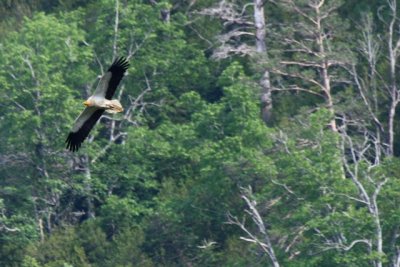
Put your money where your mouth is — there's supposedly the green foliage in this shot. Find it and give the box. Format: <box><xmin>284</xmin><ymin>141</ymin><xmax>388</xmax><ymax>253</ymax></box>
<box><xmin>134</xmin><ymin>63</ymin><xmax>275</xmax><ymax>265</ymax></box>
<box><xmin>26</xmin><ymin>220</ymin><xmax>152</xmax><ymax>267</ymax></box>
<box><xmin>29</xmin><ymin>227</ymin><xmax>90</xmax><ymax>267</ymax></box>
<box><xmin>1</xmin><ymin>1</ymin><xmax>400</xmax><ymax>267</ymax></box>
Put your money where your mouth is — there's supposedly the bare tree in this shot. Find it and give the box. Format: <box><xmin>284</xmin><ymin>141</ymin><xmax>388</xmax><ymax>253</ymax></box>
<box><xmin>338</xmin><ymin>122</ymin><xmax>388</xmax><ymax>267</ymax></box>
<box><xmin>227</xmin><ymin>186</ymin><xmax>280</xmax><ymax>267</ymax></box>
<box><xmin>270</xmin><ymin>0</ymin><xmax>352</xmax><ymax>131</ymax></box>
<box><xmin>198</xmin><ymin>0</ymin><xmax>273</xmax><ymax>123</ymax></box>
<box><xmin>339</xmin><ymin>5</ymin><xmax>400</xmax><ymax>265</ymax></box>
<box><xmin>349</xmin><ymin>0</ymin><xmax>400</xmax><ymax>156</ymax></box>
<box><xmin>254</xmin><ymin>0</ymin><xmax>273</xmax><ymax>123</ymax></box>
<box><xmin>380</xmin><ymin>0</ymin><xmax>400</xmax><ymax>156</ymax></box>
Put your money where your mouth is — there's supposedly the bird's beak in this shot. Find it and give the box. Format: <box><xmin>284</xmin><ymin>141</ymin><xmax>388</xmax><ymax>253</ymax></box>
<box><xmin>83</xmin><ymin>101</ymin><xmax>89</xmax><ymax>107</ymax></box>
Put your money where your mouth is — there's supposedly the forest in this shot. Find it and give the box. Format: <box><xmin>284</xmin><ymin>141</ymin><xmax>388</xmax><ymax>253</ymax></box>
<box><xmin>1</xmin><ymin>0</ymin><xmax>400</xmax><ymax>266</ymax></box>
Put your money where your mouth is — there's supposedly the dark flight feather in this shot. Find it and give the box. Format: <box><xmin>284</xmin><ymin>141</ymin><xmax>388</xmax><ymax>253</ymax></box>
<box><xmin>65</xmin><ymin>57</ymin><xmax>129</xmax><ymax>152</ymax></box>
<box><xmin>105</xmin><ymin>57</ymin><xmax>129</xmax><ymax>100</ymax></box>
<box><xmin>65</xmin><ymin>109</ymin><xmax>104</xmax><ymax>152</ymax></box>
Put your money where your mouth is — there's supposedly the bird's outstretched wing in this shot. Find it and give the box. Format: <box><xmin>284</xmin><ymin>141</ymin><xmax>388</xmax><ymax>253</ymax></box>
<box><xmin>93</xmin><ymin>57</ymin><xmax>129</xmax><ymax>100</ymax></box>
<box><xmin>65</xmin><ymin>107</ymin><xmax>105</xmax><ymax>152</ymax></box>
<box><xmin>66</xmin><ymin>57</ymin><xmax>129</xmax><ymax>152</ymax></box>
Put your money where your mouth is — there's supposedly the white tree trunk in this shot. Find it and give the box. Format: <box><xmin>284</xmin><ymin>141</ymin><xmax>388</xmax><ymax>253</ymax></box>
<box><xmin>228</xmin><ymin>187</ymin><xmax>280</xmax><ymax>267</ymax></box>
<box><xmin>387</xmin><ymin>0</ymin><xmax>399</xmax><ymax>156</ymax></box>
<box><xmin>254</xmin><ymin>0</ymin><xmax>272</xmax><ymax>124</ymax></box>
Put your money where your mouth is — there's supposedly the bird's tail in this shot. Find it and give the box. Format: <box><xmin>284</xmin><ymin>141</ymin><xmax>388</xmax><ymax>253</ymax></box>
<box><xmin>105</xmin><ymin>99</ymin><xmax>124</xmax><ymax>113</ymax></box>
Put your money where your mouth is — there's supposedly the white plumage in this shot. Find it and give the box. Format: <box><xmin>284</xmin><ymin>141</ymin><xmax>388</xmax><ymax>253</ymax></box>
<box><xmin>66</xmin><ymin>57</ymin><xmax>129</xmax><ymax>152</ymax></box>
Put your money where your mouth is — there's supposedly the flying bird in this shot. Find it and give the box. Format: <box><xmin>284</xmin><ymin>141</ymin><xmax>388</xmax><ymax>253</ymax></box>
<box><xmin>66</xmin><ymin>57</ymin><xmax>129</xmax><ymax>152</ymax></box>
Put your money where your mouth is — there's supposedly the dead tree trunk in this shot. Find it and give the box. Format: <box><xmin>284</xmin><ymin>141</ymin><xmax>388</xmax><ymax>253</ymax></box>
<box><xmin>254</xmin><ymin>0</ymin><xmax>272</xmax><ymax>124</ymax></box>
<box><xmin>387</xmin><ymin>0</ymin><xmax>400</xmax><ymax>156</ymax></box>
<box><xmin>198</xmin><ymin>0</ymin><xmax>273</xmax><ymax>123</ymax></box>
<box><xmin>339</xmin><ymin>127</ymin><xmax>386</xmax><ymax>267</ymax></box>
<box><xmin>227</xmin><ymin>187</ymin><xmax>280</xmax><ymax>267</ymax></box>
<box><xmin>270</xmin><ymin>0</ymin><xmax>348</xmax><ymax>132</ymax></box>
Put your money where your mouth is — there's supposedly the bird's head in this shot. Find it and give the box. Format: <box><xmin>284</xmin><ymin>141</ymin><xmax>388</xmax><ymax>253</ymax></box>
<box><xmin>83</xmin><ymin>99</ymin><xmax>92</xmax><ymax>107</ymax></box>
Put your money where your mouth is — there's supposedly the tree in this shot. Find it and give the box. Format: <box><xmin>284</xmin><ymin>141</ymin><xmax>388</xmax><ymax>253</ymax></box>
<box><xmin>138</xmin><ymin>62</ymin><xmax>275</xmax><ymax>265</ymax></box>
<box><xmin>2</xmin><ymin>1</ymin><xmax>400</xmax><ymax>266</ymax></box>
<box><xmin>198</xmin><ymin>0</ymin><xmax>273</xmax><ymax>123</ymax></box>
<box><xmin>227</xmin><ymin>187</ymin><xmax>280</xmax><ymax>267</ymax></box>
<box><xmin>0</xmin><ymin>11</ymin><xmax>93</xmax><ymax>264</ymax></box>
<box><xmin>270</xmin><ymin>0</ymin><xmax>352</xmax><ymax>131</ymax></box>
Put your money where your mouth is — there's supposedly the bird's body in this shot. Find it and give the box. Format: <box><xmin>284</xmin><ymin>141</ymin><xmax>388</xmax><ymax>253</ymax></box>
<box><xmin>66</xmin><ymin>57</ymin><xmax>129</xmax><ymax>152</ymax></box>
<box><xmin>84</xmin><ymin>96</ymin><xmax>123</xmax><ymax>113</ymax></box>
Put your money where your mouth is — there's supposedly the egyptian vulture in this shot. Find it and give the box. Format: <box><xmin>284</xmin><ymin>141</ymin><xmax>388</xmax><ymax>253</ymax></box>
<box><xmin>66</xmin><ymin>57</ymin><xmax>129</xmax><ymax>152</ymax></box>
